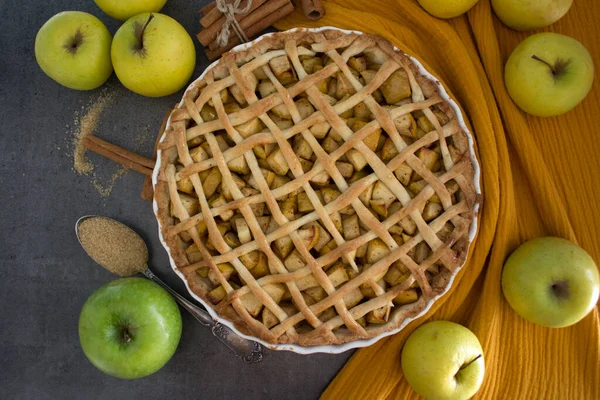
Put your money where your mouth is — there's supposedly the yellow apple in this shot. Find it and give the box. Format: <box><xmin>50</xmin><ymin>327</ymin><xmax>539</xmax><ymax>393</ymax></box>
<box><xmin>402</xmin><ymin>321</ymin><xmax>485</xmax><ymax>400</ymax></box>
<box><xmin>35</xmin><ymin>11</ymin><xmax>113</xmax><ymax>90</ymax></box>
<box><xmin>111</xmin><ymin>13</ymin><xmax>196</xmax><ymax>97</ymax></box>
<box><xmin>492</xmin><ymin>0</ymin><xmax>572</xmax><ymax>31</ymax></box>
<box><xmin>505</xmin><ymin>33</ymin><xmax>594</xmax><ymax>117</ymax></box>
<box><xmin>502</xmin><ymin>237</ymin><xmax>599</xmax><ymax>328</ymax></box>
<box><xmin>95</xmin><ymin>0</ymin><xmax>168</xmax><ymax>21</ymax></box>
<box><xmin>417</xmin><ymin>0</ymin><xmax>479</xmax><ymax>19</ymax></box>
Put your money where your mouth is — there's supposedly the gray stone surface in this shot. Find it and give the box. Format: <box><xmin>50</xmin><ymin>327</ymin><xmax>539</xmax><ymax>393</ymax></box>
<box><xmin>0</xmin><ymin>1</ymin><xmax>353</xmax><ymax>398</ymax></box>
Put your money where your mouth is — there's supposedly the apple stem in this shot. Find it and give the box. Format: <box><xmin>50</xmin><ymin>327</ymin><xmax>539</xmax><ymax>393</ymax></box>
<box><xmin>531</xmin><ymin>55</ymin><xmax>556</xmax><ymax>75</ymax></box>
<box><xmin>63</xmin><ymin>30</ymin><xmax>84</xmax><ymax>55</ymax></box>
<box><xmin>459</xmin><ymin>354</ymin><xmax>483</xmax><ymax>371</ymax></box>
<box><xmin>531</xmin><ymin>55</ymin><xmax>573</xmax><ymax>79</ymax></box>
<box><xmin>122</xmin><ymin>329</ymin><xmax>132</xmax><ymax>344</ymax></box>
<box><xmin>135</xmin><ymin>13</ymin><xmax>155</xmax><ymax>51</ymax></box>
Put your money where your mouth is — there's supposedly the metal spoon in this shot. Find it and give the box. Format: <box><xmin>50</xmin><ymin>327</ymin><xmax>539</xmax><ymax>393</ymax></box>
<box><xmin>75</xmin><ymin>215</ymin><xmax>263</xmax><ymax>364</ymax></box>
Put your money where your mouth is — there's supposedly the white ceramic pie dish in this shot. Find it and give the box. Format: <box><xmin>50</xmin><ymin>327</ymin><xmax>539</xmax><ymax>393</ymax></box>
<box><xmin>152</xmin><ymin>26</ymin><xmax>482</xmax><ymax>354</ymax></box>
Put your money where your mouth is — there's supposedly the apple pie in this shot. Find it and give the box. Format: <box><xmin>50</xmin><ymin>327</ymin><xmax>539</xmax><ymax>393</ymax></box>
<box><xmin>153</xmin><ymin>29</ymin><xmax>480</xmax><ymax>347</ymax></box>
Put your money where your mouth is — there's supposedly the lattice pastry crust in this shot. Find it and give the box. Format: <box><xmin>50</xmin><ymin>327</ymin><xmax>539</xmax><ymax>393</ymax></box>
<box><xmin>154</xmin><ymin>29</ymin><xmax>479</xmax><ymax>346</ymax></box>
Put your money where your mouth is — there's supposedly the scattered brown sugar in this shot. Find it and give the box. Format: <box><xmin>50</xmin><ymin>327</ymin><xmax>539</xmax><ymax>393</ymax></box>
<box><xmin>72</xmin><ymin>89</ymin><xmax>114</xmax><ymax>175</ymax></box>
<box><xmin>91</xmin><ymin>167</ymin><xmax>128</xmax><ymax>198</ymax></box>
<box><xmin>78</xmin><ymin>216</ymin><xmax>148</xmax><ymax>277</ymax></box>
<box><xmin>67</xmin><ymin>89</ymin><xmax>152</xmax><ymax>198</ymax></box>
<box><xmin>69</xmin><ymin>88</ymin><xmax>133</xmax><ymax>198</ymax></box>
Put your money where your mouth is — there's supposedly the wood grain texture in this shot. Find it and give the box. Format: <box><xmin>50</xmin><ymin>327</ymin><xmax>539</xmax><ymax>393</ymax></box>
<box><xmin>275</xmin><ymin>0</ymin><xmax>600</xmax><ymax>399</ymax></box>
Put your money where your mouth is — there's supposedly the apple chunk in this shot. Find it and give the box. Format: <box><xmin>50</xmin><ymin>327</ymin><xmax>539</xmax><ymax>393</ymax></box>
<box><xmin>269</xmin><ymin>55</ymin><xmax>296</xmax><ymax>85</ymax></box>
<box><xmin>342</xmin><ymin>215</ymin><xmax>360</xmax><ymax>241</ymax></box>
<box><xmin>393</xmin><ymin>289</ymin><xmax>418</xmax><ymax>305</ymax></box>
<box><xmin>235</xmin><ymin>117</ymin><xmax>263</xmax><ymax>139</ymax></box>
<box><xmin>229</xmin><ymin>73</ymin><xmax>257</xmax><ymax>106</ymax></box>
<box><xmin>380</xmin><ymin>69</ymin><xmax>411</xmax><ymax>104</ymax></box>
<box><xmin>371</xmin><ymin>181</ymin><xmax>396</xmax><ymax>207</ymax></box>
<box><xmin>171</xmin><ymin>193</ymin><xmax>199</xmax><ymax>217</ymax></box>
<box><xmin>346</xmin><ymin>149</ymin><xmax>368</xmax><ymax>171</ymax></box>
<box><xmin>266</xmin><ymin>148</ymin><xmax>289</xmax><ymax>176</ymax></box>
<box><xmin>343</xmin><ymin>288</ymin><xmax>364</xmax><ymax>309</ymax></box>
<box><xmin>208</xmin><ymin>263</ymin><xmax>235</xmax><ymax>286</ymax></box>
<box><xmin>366</xmin><ymin>238</ymin><xmax>391</xmax><ymax>263</ymax></box>
<box><xmin>284</xmin><ymin>250</ymin><xmax>305</xmax><ymax>272</ymax></box>
<box><xmin>327</xmin><ymin>264</ymin><xmax>350</xmax><ymax>287</ymax></box>
<box><xmin>366</xmin><ymin>305</ymin><xmax>390</xmax><ymax>324</ymax></box>
<box><xmin>298</xmin><ymin>225</ymin><xmax>319</xmax><ymax>251</ymax></box>
<box><xmin>240</xmin><ymin>283</ymin><xmax>286</xmax><ymax>318</ymax></box>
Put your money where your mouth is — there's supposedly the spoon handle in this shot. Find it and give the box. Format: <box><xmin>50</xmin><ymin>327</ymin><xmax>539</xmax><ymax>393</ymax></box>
<box><xmin>142</xmin><ymin>268</ymin><xmax>263</xmax><ymax>364</ymax></box>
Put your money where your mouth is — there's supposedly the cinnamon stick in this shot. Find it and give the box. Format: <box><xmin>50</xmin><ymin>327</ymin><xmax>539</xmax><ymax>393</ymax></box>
<box><xmin>83</xmin><ymin>136</ymin><xmax>154</xmax><ymax>177</ymax></box>
<box><xmin>198</xmin><ymin>0</ymin><xmax>267</xmax><ymax>45</ymax></box>
<box><xmin>140</xmin><ymin>108</ymin><xmax>172</xmax><ymax>201</ymax></box>
<box><xmin>200</xmin><ymin>3</ymin><xmax>223</xmax><ymax>29</ymax></box>
<box><xmin>200</xmin><ymin>0</ymin><xmax>263</xmax><ymax>29</ymax></box>
<box><xmin>87</xmin><ymin>135</ymin><xmax>155</xmax><ymax>168</ymax></box>
<box><xmin>204</xmin><ymin>0</ymin><xmax>294</xmax><ymax>59</ymax></box>
<box><xmin>199</xmin><ymin>2</ymin><xmax>217</xmax><ymax>16</ymax></box>
<box><xmin>207</xmin><ymin>0</ymin><xmax>289</xmax><ymax>50</ymax></box>
<box><xmin>300</xmin><ymin>0</ymin><xmax>324</xmax><ymax>20</ymax></box>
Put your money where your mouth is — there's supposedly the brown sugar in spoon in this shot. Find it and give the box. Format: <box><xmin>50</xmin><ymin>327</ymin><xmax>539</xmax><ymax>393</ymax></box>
<box><xmin>75</xmin><ymin>215</ymin><xmax>263</xmax><ymax>363</ymax></box>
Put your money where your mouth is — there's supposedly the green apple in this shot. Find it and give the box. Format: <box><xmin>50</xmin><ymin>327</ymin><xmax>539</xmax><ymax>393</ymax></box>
<box><xmin>111</xmin><ymin>13</ymin><xmax>196</xmax><ymax>97</ymax></box>
<box><xmin>492</xmin><ymin>0</ymin><xmax>572</xmax><ymax>31</ymax></box>
<box><xmin>95</xmin><ymin>0</ymin><xmax>168</xmax><ymax>21</ymax></box>
<box><xmin>401</xmin><ymin>321</ymin><xmax>485</xmax><ymax>400</ymax></box>
<box><xmin>34</xmin><ymin>11</ymin><xmax>113</xmax><ymax>90</ymax></box>
<box><xmin>502</xmin><ymin>237</ymin><xmax>600</xmax><ymax>328</ymax></box>
<box><xmin>417</xmin><ymin>0</ymin><xmax>479</xmax><ymax>19</ymax></box>
<box><xmin>505</xmin><ymin>33</ymin><xmax>594</xmax><ymax>117</ymax></box>
<box><xmin>79</xmin><ymin>278</ymin><xmax>182</xmax><ymax>379</ymax></box>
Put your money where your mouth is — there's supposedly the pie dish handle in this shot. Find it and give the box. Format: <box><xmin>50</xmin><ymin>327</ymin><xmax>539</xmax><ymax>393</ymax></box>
<box><xmin>142</xmin><ymin>269</ymin><xmax>263</xmax><ymax>363</ymax></box>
